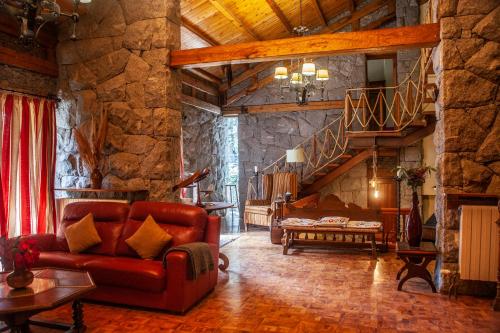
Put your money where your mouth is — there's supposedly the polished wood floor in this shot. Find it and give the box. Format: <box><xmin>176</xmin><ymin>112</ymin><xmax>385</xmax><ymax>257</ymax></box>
<box><xmin>14</xmin><ymin>232</ymin><xmax>500</xmax><ymax>332</ymax></box>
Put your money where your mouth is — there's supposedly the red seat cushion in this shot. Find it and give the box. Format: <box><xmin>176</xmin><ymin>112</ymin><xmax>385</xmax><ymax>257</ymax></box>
<box><xmin>82</xmin><ymin>257</ymin><xmax>166</xmax><ymax>292</ymax></box>
<box><xmin>37</xmin><ymin>251</ymin><xmax>101</xmax><ymax>270</ymax></box>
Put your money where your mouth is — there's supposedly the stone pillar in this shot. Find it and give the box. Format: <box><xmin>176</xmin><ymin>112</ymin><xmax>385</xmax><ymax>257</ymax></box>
<box><xmin>56</xmin><ymin>0</ymin><xmax>182</xmax><ymax>201</ymax></box>
<box><xmin>433</xmin><ymin>0</ymin><xmax>499</xmax><ymax>292</ymax></box>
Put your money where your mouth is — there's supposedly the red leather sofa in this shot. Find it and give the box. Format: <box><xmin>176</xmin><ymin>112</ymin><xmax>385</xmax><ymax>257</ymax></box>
<box><xmin>30</xmin><ymin>201</ymin><xmax>221</xmax><ymax>313</ymax></box>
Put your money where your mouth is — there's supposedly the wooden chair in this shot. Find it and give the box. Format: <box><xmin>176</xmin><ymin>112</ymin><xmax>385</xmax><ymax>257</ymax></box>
<box><xmin>244</xmin><ymin>172</ymin><xmax>297</xmax><ymax>231</ymax></box>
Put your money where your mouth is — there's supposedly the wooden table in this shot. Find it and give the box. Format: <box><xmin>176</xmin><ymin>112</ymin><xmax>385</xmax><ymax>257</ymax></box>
<box><xmin>202</xmin><ymin>202</ymin><xmax>234</xmax><ymax>272</ymax></box>
<box><xmin>396</xmin><ymin>241</ymin><xmax>437</xmax><ymax>292</ymax></box>
<box><xmin>0</xmin><ymin>268</ymin><xmax>95</xmax><ymax>333</ymax></box>
<box><xmin>281</xmin><ymin>223</ymin><xmax>382</xmax><ymax>259</ymax></box>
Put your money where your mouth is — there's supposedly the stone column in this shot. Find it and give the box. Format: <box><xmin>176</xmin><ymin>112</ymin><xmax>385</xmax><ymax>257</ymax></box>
<box><xmin>433</xmin><ymin>0</ymin><xmax>499</xmax><ymax>292</ymax></box>
<box><xmin>56</xmin><ymin>0</ymin><xmax>182</xmax><ymax>201</ymax></box>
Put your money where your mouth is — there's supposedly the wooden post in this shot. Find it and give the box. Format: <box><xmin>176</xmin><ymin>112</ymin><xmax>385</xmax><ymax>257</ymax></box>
<box><xmin>379</xmin><ymin>89</ymin><xmax>384</xmax><ymax>131</ymax></box>
<box><xmin>361</xmin><ymin>95</ymin><xmax>367</xmax><ymax>131</ymax></box>
<box><xmin>395</xmin><ymin>92</ymin><xmax>401</xmax><ymax>130</ymax></box>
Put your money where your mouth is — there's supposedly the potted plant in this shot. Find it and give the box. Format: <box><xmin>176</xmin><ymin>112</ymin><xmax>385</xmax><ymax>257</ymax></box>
<box><xmin>73</xmin><ymin>110</ymin><xmax>108</xmax><ymax>189</ymax></box>
<box><xmin>396</xmin><ymin>165</ymin><xmax>435</xmax><ymax>247</ymax></box>
<box><xmin>6</xmin><ymin>238</ymin><xmax>40</xmax><ymax>289</ymax></box>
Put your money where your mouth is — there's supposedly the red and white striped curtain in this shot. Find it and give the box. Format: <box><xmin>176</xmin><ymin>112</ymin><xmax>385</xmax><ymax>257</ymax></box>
<box><xmin>0</xmin><ymin>93</ymin><xmax>57</xmax><ymax>237</ymax></box>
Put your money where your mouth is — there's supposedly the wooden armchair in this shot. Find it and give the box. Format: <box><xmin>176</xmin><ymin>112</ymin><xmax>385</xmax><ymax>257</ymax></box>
<box><xmin>244</xmin><ymin>172</ymin><xmax>297</xmax><ymax>231</ymax></box>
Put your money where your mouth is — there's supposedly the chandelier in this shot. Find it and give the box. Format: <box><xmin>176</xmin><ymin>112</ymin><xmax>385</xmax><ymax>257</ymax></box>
<box><xmin>0</xmin><ymin>0</ymin><xmax>92</xmax><ymax>45</ymax></box>
<box><xmin>274</xmin><ymin>0</ymin><xmax>329</xmax><ymax>105</ymax></box>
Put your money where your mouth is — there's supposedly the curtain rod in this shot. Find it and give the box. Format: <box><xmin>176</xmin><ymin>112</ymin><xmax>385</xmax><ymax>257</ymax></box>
<box><xmin>0</xmin><ymin>88</ymin><xmax>60</xmax><ymax>102</ymax></box>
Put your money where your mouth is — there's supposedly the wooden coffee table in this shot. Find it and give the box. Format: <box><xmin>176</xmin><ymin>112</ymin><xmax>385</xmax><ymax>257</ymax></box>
<box><xmin>281</xmin><ymin>222</ymin><xmax>383</xmax><ymax>259</ymax></box>
<box><xmin>0</xmin><ymin>268</ymin><xmax>96</xmax><ymax>333</ymax></box>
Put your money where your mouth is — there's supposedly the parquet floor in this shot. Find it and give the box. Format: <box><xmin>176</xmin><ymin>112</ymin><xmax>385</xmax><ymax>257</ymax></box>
<box><xmin>24</xmin><ymin>232</ymin><xmax>500</xmax><ymax>332</ymax></box>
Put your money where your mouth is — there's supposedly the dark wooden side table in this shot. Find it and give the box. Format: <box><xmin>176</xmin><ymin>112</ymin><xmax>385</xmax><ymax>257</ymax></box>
<box><xmin>396</xmin><ymin>241</ymin><xmax>437</xmax><ymax>293</ymax></box>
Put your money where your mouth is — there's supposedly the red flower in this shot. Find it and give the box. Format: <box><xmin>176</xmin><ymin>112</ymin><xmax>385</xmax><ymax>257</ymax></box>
<box><xmin>11</xmin><ymin>238</ymin><xmax>40</xmax><ymax>270</ymax></box>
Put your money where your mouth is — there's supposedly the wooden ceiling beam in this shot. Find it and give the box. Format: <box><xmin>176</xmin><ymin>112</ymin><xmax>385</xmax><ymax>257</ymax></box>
<box><xmin>222</xmin><ymin>99</ymin><xmax>353</xmax><ymax>115</ymax></box>
<box><xmin>219</xmin><ymin>62</ymin><xmax>275</xmax><ymax>92</ymax></box>
<box><xmin>182</xmin><ymin>94</ymin><xmax>221</xmax><ymax>115</ymax></box>
<box><xmin>264</xmin><ymin>0</ymin><xmax>294</xmax><ymax>34</ymax></box>
<box><xmin>0</xmin><ymin>46</ymin><xmax>58</xmax><ymax>77</ymax></box>
<box><xmin>186</xmin><ymin>68</ymin><xmax>223</xmax><ymax>85</ymax></box>
<box><xmin>181</xmin><ymin>16</ymin><xmax>220</xmax><ymax>46</ymax></box>
<box><xmin>181</xmin><ymin>71</ymin><xmax>219</xmax><ymax>96</ymax></box>
<box><xmin>171</xmin><ymin>23</ymin><xmax>440</xmax><ymax>68</ymax></box>
<box><xmin>311</xmin><ymin>0</ymin><xmax>328</xmax><ymax>27</ymax></box>
<box><xmin>207</xmin><ymin>0</ymin><xmax>260</xmax><ymax>40</ymax></box>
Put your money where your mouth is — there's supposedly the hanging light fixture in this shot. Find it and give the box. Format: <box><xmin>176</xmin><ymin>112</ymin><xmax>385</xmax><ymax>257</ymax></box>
<box><xmin>274</xmin><ymin>67</ymin><xmax>288</xmax><ymax>79</ymax></box>
<box><xmin>371</xmin><ymin>148</ymin><xmax>380</xmax><ymax>199</ymax></box>
<box><xmin>0</xmin><ymin>0</ymin><xmax>92</xmax><ymax>45</ymax></box>
<box><xmin>274</xmin><ymin>0</ymin><xmax>330</xmax><ymax>105</ymax></box>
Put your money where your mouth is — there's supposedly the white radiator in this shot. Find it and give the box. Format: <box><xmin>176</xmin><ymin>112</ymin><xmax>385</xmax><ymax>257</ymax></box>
<box><xmin>459</xmin><ymin>205</ymin><xmax>499</xmax><ymax>281</ymax></box>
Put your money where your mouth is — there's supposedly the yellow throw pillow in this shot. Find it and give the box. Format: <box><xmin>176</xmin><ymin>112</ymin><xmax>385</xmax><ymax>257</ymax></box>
<box><xmin>125</xmin><ymin>215</ymin><xmax>172</xmax><ymax>259</ymax></box>
<box><xmin>64</xmin><ymin>213</ymin><xmax>102</xmax><ymax>253</ymax></box>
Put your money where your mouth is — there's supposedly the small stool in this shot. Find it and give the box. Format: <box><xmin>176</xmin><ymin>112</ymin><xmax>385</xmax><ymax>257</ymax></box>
<box><xmin>396</xmin><ymin>241</ymin><xmax>437</xmax><ymax>293</ymax></box>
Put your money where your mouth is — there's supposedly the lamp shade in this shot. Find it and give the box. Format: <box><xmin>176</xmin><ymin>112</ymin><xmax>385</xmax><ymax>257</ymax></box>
<box><xmin>302</xmin><ymin>62</ymin><xmax>316</xmax><ymax>76</ymax></box>
<box><xmin>274</xmin><ymin>66</ymin><xmax>288</xmax><ymax>79</ymax></box>
<box><xmin>80</xmin><ymin>0</ymin><xmax>92</xmax><ymax>3</ymax></box>
<box><xmin>290</xmin><ymin>72</ymin><xmax>303</xmax><ymax>85</ymax></box>
<box><xmin>286</xmin><ymin>148</ymin><xmax>305</xmax><ymax>163</ymax></box>
<box><xmin>316</xmin><ymin>69</ymin><xmax>329</xmax><ymax>81</ymax></box>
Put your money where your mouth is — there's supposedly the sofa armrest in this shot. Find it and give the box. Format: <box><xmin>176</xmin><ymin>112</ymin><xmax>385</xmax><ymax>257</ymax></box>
<box><xmin>204</xmin><ymin>215</ymin><xmax>221</xmax><ymax>246</ymax></box>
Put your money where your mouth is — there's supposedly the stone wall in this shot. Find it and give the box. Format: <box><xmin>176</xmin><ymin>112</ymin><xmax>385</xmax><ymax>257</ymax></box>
<box><xmin>55</xmin><ymin>0</ymin><xmax>182</xmax><ymax>201</ymax></box>
<box><xmin>433</xmin><ymin>0</ymin><xmax>499</xmax><ymax>293</ymax></box>
<box><xmin>182</xmin><ymin>106</ymin><xmax>230</xmax><ymax>202</ymax></box>
<box><xmin>0</xmin><ymin>32</ymin><xmax>57</xmax><ymax>96</ymax></box>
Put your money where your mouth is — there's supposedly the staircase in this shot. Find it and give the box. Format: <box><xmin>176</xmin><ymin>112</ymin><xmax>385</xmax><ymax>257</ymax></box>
<box><xmin>253</xmin><ymin>46</ymin><xmax>437</xmax><ymax>198</ymax></box>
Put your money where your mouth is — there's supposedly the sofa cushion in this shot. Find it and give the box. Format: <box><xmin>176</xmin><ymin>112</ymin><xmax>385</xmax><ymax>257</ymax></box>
<box><xmin>116</xmin><ymin>202</ymin><xmax>208</xmax><ymax>257</ymax></box>
<box><xmin>125</xmin><ymin>215</ymin><xmax>172</xmax><ymax>259</ymax></box>
<box><xmin>37</xmin><ymin>251</ymin><xmax>101</xmax><ymax>269</ymax></box>
<box><xmin>82</xmin><ymin>257</ymin><xmax>166</xmax><ymax>292</ymax></box>
<box><xmin>58</xmin><ymin>202</ymin><xmax>129</xmax><ymax>256</ymax></box>
<box><xmin>64</xmin><ymin>213</ymin><xmax>102</xmax><ymax>253</ymax></box>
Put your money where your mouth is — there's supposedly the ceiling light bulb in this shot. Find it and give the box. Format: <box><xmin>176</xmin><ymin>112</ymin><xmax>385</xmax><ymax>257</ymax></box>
<box><xmin>274</xmin><ymin>66</ymin><xmax>288</xmax><ymax>79</ymax></box>
<box><xmin>316</xmin><ymin>69</ymin><xmax>329</xmax><ymax>81</ymax></box>
<box><xmin>374</xmin><ymin>190</ymin><xmax>380</xmax><ymax>198</ymax></box>
<box><xmin>302</xmin><ymin>62</ymin><xmax>316</xmax><ymax>76</ymax></box>
<box><xmin>79</xmin><ymin>0</ymin><xmax>92</xmax><ymax>3</ymax></box>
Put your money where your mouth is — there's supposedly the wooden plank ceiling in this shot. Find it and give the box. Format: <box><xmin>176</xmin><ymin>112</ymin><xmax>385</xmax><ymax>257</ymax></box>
<box><xmin>181</xmin><ymin>0</ymin><xmax>355</xmax><ymax>79</ymax></box>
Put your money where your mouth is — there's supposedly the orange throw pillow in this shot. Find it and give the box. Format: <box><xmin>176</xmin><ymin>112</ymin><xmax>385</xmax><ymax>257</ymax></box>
<box><xmin>64</xmin><ymin>213</ymin><xmax>102</xmax><ymax>253</ymax></box>
<box><xmin>125</xmin><ymin>215</ymin><xmax>172</xmax><ymax>259</ymax></box>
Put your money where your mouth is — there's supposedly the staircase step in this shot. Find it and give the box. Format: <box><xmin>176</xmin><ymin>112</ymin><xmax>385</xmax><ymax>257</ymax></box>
<box><xmin>326</xmin><ymin>163</ymin><xmax>340</xmax><ymax>168</ymax></box>
<box><xmin>339</xmin><ymin>154</ymin><xmax>352</xmax><ymax>159</ymax></box>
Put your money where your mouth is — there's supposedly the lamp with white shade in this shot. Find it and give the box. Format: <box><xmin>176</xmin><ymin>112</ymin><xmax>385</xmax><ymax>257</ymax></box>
<box><xmin>286</xmin><ymin>148</ymin><xmax>305</xmax><ymax>180</ymax></box>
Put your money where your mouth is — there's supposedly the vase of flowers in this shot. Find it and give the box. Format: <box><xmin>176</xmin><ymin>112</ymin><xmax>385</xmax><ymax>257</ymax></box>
<box><xmin>396</xmin><ymin>165</ymin><xmax>435</xmax><ymax>247</ymax></box>
<box><xmin>6</xmin><ymin>239</ymin><xmax>40</xmax><ymax>289</ymax></box>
